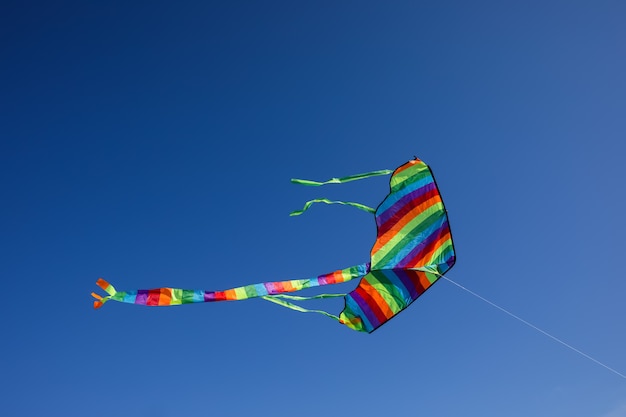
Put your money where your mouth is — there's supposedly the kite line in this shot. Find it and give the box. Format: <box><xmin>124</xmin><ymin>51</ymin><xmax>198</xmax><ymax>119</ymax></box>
<box><xmin>441</xmin><ymin>275</ymin><xmax>626</xmax><ymax>380</ymax></box>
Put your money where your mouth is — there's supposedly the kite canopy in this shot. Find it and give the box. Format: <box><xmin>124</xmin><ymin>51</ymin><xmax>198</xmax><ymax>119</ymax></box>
<box><xmin>338</xmin><ymin>159</ymin><xmax>455</xmax><ymax>332</ymax></box>
<box><xmin>93</xmin><ymin>157</ymin><xmax>455</xmax><ymax>333</ymax></box>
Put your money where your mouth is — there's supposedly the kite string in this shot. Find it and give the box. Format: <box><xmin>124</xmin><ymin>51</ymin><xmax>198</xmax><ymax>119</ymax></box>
<box><xmin>440</xmin><ymin>275</ymin><xmax>626</xmax><ymax>380</ymax></box>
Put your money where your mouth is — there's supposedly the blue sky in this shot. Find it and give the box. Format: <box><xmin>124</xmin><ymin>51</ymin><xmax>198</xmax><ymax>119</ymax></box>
<box><xmin>1</xmin><ymin>1</ymin><xmax>625</xmax><ymax>416</ymax></box>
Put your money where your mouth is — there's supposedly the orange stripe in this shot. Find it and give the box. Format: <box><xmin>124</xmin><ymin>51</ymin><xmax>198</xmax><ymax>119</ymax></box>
<box><xmin>91</xmin><ymin>292</ymin><xmax>103</xmax><ymax>301</ymax></box>
<box><xmin>372</xmin><ymin>194</ymin><xmax>441</xmax><ymax>255</ymax></box>
<box><xmin>96</xmin><ymin>278</ymin><xmax>110</xmax><ymax>291</ymax></box>
<box><xmin>224</xmin><ymin>289</ymin><xmax>237</xmax><ymax>300</ymax></box>
<box><xmin>159</xmin><ymin>288</ymin><xmax>172</xmax><ymax>306</ymax></box>
<box><xmin>360</xmin><ymin>278</ymin><xmax>395</xmax><ymax>320</ymax></box>
<box><xmin>339</xmin><ymin>270</ymin><xmax>352</xmax><ymax>283</ymax></box>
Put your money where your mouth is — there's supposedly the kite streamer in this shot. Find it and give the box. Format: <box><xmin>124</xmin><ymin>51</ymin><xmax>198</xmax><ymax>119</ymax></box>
<box><xmin>93</xmin><ymin>157</ymin><xmax>456</xmax><ymax>333</ymax></box>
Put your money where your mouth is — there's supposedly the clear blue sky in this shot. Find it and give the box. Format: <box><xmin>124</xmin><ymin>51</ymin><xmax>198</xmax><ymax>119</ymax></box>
<box><xmin>2</xmin><ymin>1</ymin><xmax>625</xmax><ymax>416</ymax></box>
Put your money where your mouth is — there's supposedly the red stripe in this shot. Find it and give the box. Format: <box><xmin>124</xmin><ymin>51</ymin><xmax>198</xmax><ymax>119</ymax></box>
<box><xmin>213</xmin><ymin>291</ymin><xmax>227</xmax><ymax>301</ymax></box>
<box><xmin>354</xmin><ymin>286</ymin><xmax>387</xmax><ymax>325</ymax></box>
<box><xmin>326</xmin><ymin>270</ymin><xmax>344</xmax><ymax>285</ymax></box>
<box><xmin>408</xmin><ymin>272</ymin><xmax>428</xmax><ymax>295</ymax></box>
<box><xmin>147</xmin><ymin>289</ymin><xmax>161</xmax><ymax>306</ymax></box>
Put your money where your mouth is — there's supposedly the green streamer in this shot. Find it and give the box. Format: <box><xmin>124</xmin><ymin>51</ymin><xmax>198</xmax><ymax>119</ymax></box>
<box><xmin>291</xmin><ymin>169</ymin><xmax>393</xmax><ymax>186</ymax></box>
<box><xmin>267</xmin><ymin>293</ymin><xmax>346</xmax><ymax>301</ymax></box>
<box><xmin>290</xmin><ymin>198</ymin><xmax>375</xmax><ymax>216</ymax></box>
<box><xmin>262</xmin><ymin>296</ymin><xmax>340</xmax><ymax>320</ymax></box>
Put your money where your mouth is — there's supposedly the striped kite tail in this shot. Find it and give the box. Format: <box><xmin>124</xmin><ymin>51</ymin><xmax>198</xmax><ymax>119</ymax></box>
<box><xmin>91</xmin><ymin>264</ymin><xmax>370</xmax><ymax>309</ymax></box>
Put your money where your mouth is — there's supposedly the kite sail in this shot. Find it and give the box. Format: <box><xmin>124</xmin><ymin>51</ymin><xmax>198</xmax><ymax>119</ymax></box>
<box><xmin>92</xmin><ymin>157</ymin><xmax>456</xmax><ymax>333</ymax></box>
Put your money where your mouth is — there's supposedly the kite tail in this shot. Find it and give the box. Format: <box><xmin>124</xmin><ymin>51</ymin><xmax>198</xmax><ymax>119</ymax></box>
<box><xmin>290</xmin><ymin>168</ymin><xmax>391</xmax><ymax>216</ymax></box>
<box><xmin>91</xmin><ymin>264</ymin><xmax>370</xmax><ymax>309</ymax></box>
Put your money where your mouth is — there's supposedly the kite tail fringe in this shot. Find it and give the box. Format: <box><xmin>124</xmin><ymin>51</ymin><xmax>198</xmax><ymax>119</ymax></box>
<box><xmin>92</xmin><ymin>278</ymin><xmax>117</xmax><ymax>309</ymax></box>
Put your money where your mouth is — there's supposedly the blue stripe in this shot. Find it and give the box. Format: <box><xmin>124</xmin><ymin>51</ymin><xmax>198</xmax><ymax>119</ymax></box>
<box><xmin>123</xmin><ymin>291</ymin><xmax>137</xmax><ymax>304</ymax></box>
<box><xmin>253</xmin><ymin>283</ymin><xmax>269</xmax><ymax>296</ymax></box>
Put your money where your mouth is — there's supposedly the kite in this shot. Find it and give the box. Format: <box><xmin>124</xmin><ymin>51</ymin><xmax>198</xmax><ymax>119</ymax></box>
<box><xmin>92</xmin><ymin>157</ymin><xmax>456</xmax><ymax>333</ymax></box>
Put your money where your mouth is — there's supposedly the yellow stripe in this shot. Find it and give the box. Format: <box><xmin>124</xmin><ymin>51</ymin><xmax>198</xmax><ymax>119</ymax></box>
<box><xmin>234</xmin><ymin>287</ymin><xmax>248</xmax><ymax>300</ymax></box>
<box><xmin>170</xmin><ymin>288</ymin><xmax>183</xmax><ymax>305</ymax></box>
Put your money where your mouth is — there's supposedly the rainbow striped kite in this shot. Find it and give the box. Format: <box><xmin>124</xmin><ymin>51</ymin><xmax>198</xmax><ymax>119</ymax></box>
<box><xmin>92</xmin><ymin>157</ymin><xmax>456</xmax><ymax>333</ymax></box>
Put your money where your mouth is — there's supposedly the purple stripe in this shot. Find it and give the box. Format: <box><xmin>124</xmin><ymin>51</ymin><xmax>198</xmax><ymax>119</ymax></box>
<box><xmin>395</xmin><ymin>220</ymin><xmax>449</xmax><ymax>269</ymax></box>
<box><xmin>135</xmin><ymin>290</ymin><xmax>148</xmax><ymax>305</ymax></box>
<box><xmin>204</xmin><ymin>291</ymin><xmax>216</xmax><ymax>302</ymax></box>
<box><xmin>396</xmin><ymin>269</ymin><xmax>419</xmax><ymax>300</ymax></box>
<box><xmin>348</xmin><ymin>290</ymin><xmax>381</xmax><ymax>329</ymax></box>
<box><xmin>264</xmin><ymin>282</ymin><xmax>280</xmax><ymax>294</ymax></box>
<box><xmin>376</xmin><ymin>182</ymin><xmax>436</xmax><ymax>227</ymax></box>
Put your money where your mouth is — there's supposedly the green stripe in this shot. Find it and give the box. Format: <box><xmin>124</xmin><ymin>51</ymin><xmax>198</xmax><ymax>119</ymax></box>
<box><xmin>111</xmin><ymin>292</ymin><xmax>125</xmax><ymax>302</ymax></box>
<box><xmin>390</xmin><ymin>163</ymin><xmax>429</xmax><ymax>192</ymax></box>
<box><xmin>182</xmin><ymin>289</ymin><xmax>197</xmax><ymax>304</ymax></box>
<box><xmin>244</xmin><ymin>285</ymin><xmax>259</xmax><ymax>299</ymax></box>
<box><xmin>171</xmin><ymin>288</ymin><xmax>183</xmax><ymax>305</ymax></box>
